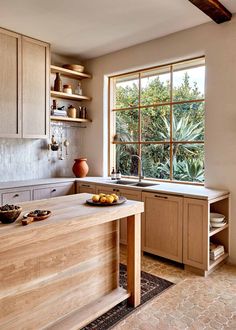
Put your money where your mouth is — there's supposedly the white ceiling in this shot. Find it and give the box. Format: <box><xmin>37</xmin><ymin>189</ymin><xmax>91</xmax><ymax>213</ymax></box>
<box><xmin>0</xmin><ymin>0</ymin><xmax>235</xmax><ymax>59</ymax></box>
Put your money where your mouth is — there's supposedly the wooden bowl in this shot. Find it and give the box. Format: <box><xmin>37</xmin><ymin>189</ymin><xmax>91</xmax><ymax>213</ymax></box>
<box><xmin>62</xmin><ymin>64</ymin><xmax>85</xmax><ymax>72</ymax></box>
<box><xmin>0</xmin><ymin>207</ymin><xmax>22</xmax><ymax>224</ymax></box>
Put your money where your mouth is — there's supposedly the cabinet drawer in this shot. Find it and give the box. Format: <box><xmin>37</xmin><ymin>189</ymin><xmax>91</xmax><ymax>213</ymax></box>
<box><xmin>2</xmin><ymin>190</ymin><xmax>31</xmax><ymax>204</ymax></box>
<box><xmin>33</xmin><ymin>183</ymin><xmax>75</xmax><ymax>200</ymax></box>
<box><xmin>96</xmin><ymin>185</ymin><xmax>119</xmax><ymax>195</ymax></box>
<box><xmin>77</xmin><ymin>183</ymin><xmax>96</xmax><ymax>194</ymax></box>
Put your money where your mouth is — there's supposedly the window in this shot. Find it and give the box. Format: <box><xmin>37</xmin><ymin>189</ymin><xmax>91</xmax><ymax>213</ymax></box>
<box><xmin>109</xmin><ymin>57</ymin><xmax>205</xmax><ymax>183</ymax></box>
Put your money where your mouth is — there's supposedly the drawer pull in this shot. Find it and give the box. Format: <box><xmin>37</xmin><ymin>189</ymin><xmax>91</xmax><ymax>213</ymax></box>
<box><xmin>51</xmin><ymin>189</ymin><xmax>57</xmax><ymax>193</ymax></box>
<box><xmin>13</xmin><ymin>194</ymin><xmax>19</xmax><ymax>198</ymax></box>
<box><xmin>154</xmin><ymin>195</ymin><xmax>168</xmax><ymax>199</ymax></box>
<box><xmin>81</xmin><ymin>184</ymin><xmax>90</xmax><ymax>188</ymax></box>
<box><xmin>113</xmin><ymin>188</ymin><xmax>119</xmax><ymax>192</ymax></box>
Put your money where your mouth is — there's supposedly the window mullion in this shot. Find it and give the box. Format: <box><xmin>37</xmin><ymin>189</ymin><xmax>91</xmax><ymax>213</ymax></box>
<box><xmin>170</xmin><ymin>65</ymin><xmax>173</xmax><ymax>181</ymax></box>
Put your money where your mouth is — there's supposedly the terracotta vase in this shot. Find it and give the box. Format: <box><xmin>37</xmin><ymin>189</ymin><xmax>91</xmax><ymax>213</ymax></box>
<box><xmin>72</xmin><ymin>158</ymin><xmax>89</xmax><ymax>178</ymax></box>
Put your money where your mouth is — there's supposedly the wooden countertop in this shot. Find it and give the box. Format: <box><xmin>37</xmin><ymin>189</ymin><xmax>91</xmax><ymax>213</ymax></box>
<box><xmin>0</xmin><ymin>193</ymin><xmax>143</xmax><ymax>329</ymax></box>
<box><xmin>0</xmin><ymin>193</ymin><xmax>144</xmax><ymax>238</ymax></box>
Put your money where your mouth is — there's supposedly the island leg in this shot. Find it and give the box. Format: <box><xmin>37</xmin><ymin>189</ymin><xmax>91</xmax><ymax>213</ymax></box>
<box><xmin>127</xmin><ymin>213</ymin><xmax>141</xmax><ymax>307</ymax></box>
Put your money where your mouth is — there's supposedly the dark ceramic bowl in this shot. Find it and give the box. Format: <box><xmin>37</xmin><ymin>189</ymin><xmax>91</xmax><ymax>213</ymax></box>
<box><xmin>0</xmin><ymin>207</ymin><xmax>22</xmax><ymax>224</ymax></box>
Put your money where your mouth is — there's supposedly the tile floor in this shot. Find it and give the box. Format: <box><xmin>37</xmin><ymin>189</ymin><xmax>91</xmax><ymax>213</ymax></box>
<box><xmin>115</xmin><ymin>245</ymin><xmax>236</xmax><ymax>330</ymax></box>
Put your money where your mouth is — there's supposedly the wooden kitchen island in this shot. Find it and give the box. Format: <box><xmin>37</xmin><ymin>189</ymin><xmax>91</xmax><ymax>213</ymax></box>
<box><xmin>0</xmin><ymin>193</ymin><xmax>144</xmax><ymax>330</ymax></box>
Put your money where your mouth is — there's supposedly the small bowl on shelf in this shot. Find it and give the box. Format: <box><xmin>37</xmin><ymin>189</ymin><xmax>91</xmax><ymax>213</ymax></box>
<box><xmin>62</xmin><ymin>64</ymin><xmax>85</xmax><ymax>73</ymax></box>
<box><xmin>0</xmin><ymin>206</ymin><xmax>22</xmax><ymax>224</ymax></box>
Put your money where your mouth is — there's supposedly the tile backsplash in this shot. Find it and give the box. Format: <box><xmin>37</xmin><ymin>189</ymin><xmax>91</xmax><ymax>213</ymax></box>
<box><xmin>0</xmin><ymin>125</ymin><xmax>83</xmax><ymax>182</ymax></box>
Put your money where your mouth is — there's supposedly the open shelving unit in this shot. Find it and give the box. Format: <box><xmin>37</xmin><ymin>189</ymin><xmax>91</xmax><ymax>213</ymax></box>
<box><xmin>50</xmin><ymin>65</ymin><xmax>92</xmax><ymax>125</ymax></box>
<box><xmin>208</xmin><ymin>195</ymin><xmax>229</xmax><ymax>272</ymax></box>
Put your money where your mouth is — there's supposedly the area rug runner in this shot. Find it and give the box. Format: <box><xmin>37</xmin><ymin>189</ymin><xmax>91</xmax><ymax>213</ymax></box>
<box><xmin>82</xmin><ymin>263</ymin><xmax>174</xmax><ymax>330</ymax></box>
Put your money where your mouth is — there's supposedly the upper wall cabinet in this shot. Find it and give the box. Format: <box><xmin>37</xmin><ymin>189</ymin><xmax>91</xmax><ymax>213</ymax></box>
<box><xmin>0</xmin><ymin>28</ymin><xmax>21</xmax><ymax>138</ymax></box>
<box><xmin>22</xmin><ymin>37</ymin><xmax>50</xmax><ymax>138</ymax></box>
<box><xmin>0</xmin><ymin>27</ymin><xmax>50</xmax><ymax>139</ymax></box>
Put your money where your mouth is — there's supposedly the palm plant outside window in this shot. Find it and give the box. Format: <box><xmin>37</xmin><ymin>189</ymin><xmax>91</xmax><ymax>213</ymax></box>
<box><xmin>109</xmin><ymin>57</ymin><xmax>205</xmax><ymax>183</ymax></box>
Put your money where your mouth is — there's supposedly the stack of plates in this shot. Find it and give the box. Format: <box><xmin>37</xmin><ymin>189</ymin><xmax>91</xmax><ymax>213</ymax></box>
<box><xmin>210</xmin><ymin>213</ymin><xmax>226</xmax><ymax>228</ymax></box>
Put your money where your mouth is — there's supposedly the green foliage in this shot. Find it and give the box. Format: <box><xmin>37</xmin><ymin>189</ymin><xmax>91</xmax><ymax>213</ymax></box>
<box><xmin>113</xmin><ymin>70</ymin><xmax>205</xmax><ymax>182</ymax></box>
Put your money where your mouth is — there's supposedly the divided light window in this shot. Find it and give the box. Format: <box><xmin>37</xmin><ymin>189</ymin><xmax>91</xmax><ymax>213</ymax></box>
<box><xmin>109</xmin><ymin>57</ymin><xmax>205</xmax><ymax>183</ymax></box>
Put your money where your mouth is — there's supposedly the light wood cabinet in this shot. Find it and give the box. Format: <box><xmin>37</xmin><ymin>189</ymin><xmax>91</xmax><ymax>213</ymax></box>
<box><xmin>1</xmin><ymin>189</ymin><xmax>31</xmax><ymax>204</ymax></box>
<box><xmin>0</xmin><ymin>28</ymin><xmax>21</xmax><ymax>138</ymax></box>
<box><xmin>33</xmin><ymin>182</ymin><xmax>75</xmax><ymax>200</ymax></box>
<box><xmin>0</xmin><ymin>27</ymin><xmax>50</xmax><ymax>139</ymax></box>
<box><xmin>22</xmin><ymin>37</ymin><xmax>50</xmax><ymax>138</ymax></box>
<box><xmin>142</xmin><ymin>192</ymin><xmax>183</xmax><ymax>263</ymax></box>
<box><xmin>183</xmin><ymin>198</ymin><xmax>208</xmax><ymax>270</ymax></box>
<box><xmin>77</xmin><ymin>182</ymin><xmax>96</xmax><ymax>194</ymax></box>
<box><xmin>183</xmin><ymin>195</ymin><xmax>229</xmax><ymax>276</ymax></box>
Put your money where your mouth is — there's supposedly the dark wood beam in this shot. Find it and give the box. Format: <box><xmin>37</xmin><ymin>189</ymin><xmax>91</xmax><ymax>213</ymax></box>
<box><xmin>188</xmin><ymin>0</ymin><xmax>232</xmax><ymax>24</ymax></box>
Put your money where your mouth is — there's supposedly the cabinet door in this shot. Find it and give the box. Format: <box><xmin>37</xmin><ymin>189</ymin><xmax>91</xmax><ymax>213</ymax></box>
<box><xmin>183</xmin><ymin>198</ymin><xmax>208</xmax><ymax>270</ymax></box>
<box><xmin>142</xmin><ymin>192</ymin><xmax>183</xmax><ymax>262</ymax></box>
<box><xmin>0</xmin><ymin>28</ymin><xmax>21</xmax><ymax>138</ymax></box>
<box><xmin>2</xmin><ymin>189</ymin><xmax>31</xmax><ymax>204</ymax></box>
<box><xmin>77</xmin><ymin>183</ymin><xmax>96</xmax><ymax>194</ymax></box>
<box><xmin>119</xmin><ymin>188</ymin><xmax>142</xmax><ymax>245</ymax></box>
<box><xmin>22</xmin><ymin>37</ymin><xmax>50</xmax><ymax>138</ymax></box>
<box><xmin>33</xmin><ymin>183</ymin><xmax>75</xmax><ymax>200</ymax></box>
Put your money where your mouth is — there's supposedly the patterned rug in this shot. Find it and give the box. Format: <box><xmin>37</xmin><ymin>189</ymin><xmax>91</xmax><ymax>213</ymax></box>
<box><xmin>82</xmin><ymin>264</ymin><xmax>174</xmax><ymax>330</ymax></box>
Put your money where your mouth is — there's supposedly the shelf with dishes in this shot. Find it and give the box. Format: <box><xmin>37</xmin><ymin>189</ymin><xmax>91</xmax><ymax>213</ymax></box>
<box><xmin>208</xmin><ymin>197</ymin><xmax>229</xmax><ymax>270</ymax></box>
<box><xmin>51</xmin><ymin>64</ymin><xmax>92</xmax><ymax>80</ymax></box>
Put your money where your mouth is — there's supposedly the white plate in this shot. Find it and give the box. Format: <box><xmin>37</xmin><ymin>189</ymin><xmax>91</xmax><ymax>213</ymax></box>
<box><xmin>211</xmin><ymin>221</ymin><xmax>227</xmax><ymax>228</ymax></box>
<box><xmin>210</xmin><ymin>213</ymin><xmax>225</xmax><ymax>223</ymax></box>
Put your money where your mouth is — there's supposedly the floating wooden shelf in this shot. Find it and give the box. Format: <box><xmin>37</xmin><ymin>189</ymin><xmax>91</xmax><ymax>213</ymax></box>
<box><xmin>209</xmin><ymin>224</ymin><xmax>228</xmax><ymax>237</ymax></box>
<box><xmin>209</xmin><ymin>252</ymin><xmax>229</xmax><ymax>270</ymax></box>
<box><xmin>51</xmin><ymin>65</ymin><xmax>92</xmax><ymax>80</ymax></box>
<box><xmin>51</xmin><ymin>91</ymin><xmax>91</xmax><ymax>101</ymax></box>
<box><xmin>50</xmin><ymin>116</ymin><xmax>92</xmax><ymax>123</ymax></box>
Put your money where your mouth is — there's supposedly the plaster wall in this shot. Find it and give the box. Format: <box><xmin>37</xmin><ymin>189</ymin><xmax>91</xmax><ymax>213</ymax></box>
<box><xmin>81</xmin><ymin>17</ymin><xmax>236</xmax><ymax>263</ymax></box>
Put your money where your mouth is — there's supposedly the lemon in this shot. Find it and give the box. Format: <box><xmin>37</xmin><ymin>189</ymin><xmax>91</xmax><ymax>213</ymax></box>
<box><xmin>106</xmin><ymin>196</ymin><xmax>114</xmax><ymax>204</ymax></box>
<box><xmin>92</xmin><ymin>195</ymin><xmax>100</xmax><ymax>202</ymax></box>
<box><xmin>100</xmin><ymin>197</ymin><xmax>107</xmax><ymax>203</ymax></box>
<box><xmin>111</xmin><ymin>194</ymin><xmax>119</xmax><ymax>202</ymax></box>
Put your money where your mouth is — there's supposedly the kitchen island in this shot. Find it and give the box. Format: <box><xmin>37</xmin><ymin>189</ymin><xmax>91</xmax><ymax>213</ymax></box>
<box><xmin>0</xmin><ymin>193</ymin><xmax>144</xmax><ymax>330</ymax></box>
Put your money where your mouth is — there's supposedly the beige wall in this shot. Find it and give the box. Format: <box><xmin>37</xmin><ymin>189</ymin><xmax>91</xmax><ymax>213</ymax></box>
<box><xmin>81</xmin><ymin>16</ymin><xmax>236</xmax><ymax>263</ymax></box>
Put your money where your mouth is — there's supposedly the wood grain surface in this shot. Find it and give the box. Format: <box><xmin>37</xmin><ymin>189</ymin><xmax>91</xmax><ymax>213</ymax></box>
<box><xmin>0</xmin><ymin>193</ymin><xmax>143</xmax><ymax>329</ymax></box>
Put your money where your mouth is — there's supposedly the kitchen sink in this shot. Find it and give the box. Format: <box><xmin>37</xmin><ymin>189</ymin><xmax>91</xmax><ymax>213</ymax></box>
<box><xmin>112</xmin><ymin>180</ymin><xmax>159</xmax><ymax>187</ymax></box>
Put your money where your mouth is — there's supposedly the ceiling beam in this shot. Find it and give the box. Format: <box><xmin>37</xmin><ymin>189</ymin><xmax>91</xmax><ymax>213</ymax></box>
<box><xmin>188</xmin><ymin>0</ymin><xmax>232</xmax><ymax>24</ymax></box>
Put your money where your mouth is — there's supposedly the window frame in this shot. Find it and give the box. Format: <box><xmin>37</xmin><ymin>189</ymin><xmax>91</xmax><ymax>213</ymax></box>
<box><xmin>108</xmin><ymin>56</ymin><xmax>205</xmax><ymax>185</ymax></box>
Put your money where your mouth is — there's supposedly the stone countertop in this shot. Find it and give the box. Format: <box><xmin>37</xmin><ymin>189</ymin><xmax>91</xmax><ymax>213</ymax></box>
<box><xmin>76</xmin><ymin>177</ymin><xmax>229</xmax><ymax>200</ymax></box>
<box><xmin>0</xmin><ymin>176</ymin><xmax>229</xmax><ymax>200</ymax></box>
<box><xmin>0</xmin><ymin>178</ymin><xmax>75</xmax><ymax>190</ymax></box>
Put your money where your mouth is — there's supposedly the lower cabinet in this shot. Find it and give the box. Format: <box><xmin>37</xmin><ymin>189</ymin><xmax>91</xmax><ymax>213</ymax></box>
<box><xmin>33</xmin><ymin>182</ymin><xmax>75</xmax><ymax>200</ymax></box>
<box><xmin>142</xmin><ymin>192</ymin><xmax>183</xmax><ymax>263</ymax></box>
<box><xmin>77</xmin><ymin>182</ymin><xmax>96</xmax><ymax>194</ymax></box>
<box><xmin>2</xmin><ymin>188</ymin><xmax>31</xmax><ymax>204</ymax></box>
<box><xmin>183</xmin><ymin>198</ymin><xmax>208</xmax><ymax>270</ymax></box>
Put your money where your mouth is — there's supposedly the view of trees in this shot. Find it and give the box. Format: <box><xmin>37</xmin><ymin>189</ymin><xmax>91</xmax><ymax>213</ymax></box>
<box><xmin>112</xmin><ymin>65</ymin><xmax>205</xmax><ymax>183</ymax></box>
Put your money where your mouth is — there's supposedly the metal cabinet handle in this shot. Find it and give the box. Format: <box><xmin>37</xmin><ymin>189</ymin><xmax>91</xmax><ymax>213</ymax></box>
<box><xmin>81</xmin><ymin>184</ymin><xmax>90</xmax><ymax>188</ymax></box>
<box><xmin>113</xmin><ymin>188</ymin><xmax>119</xmax><ymax>192</ymax></box>
<box><xmin>13</xmin><ymin>194</ymin><xmax>19</xmax><ymax>198</ymax></box>
<box><xmin>154</xmin><ymin>194</ymin><xmax>168</xmax><ymax>199</ymax></box>
<box><xmin>51</xmin><ymin>189</ymin><xmax>57</xmax><ymax>193</ymax></box>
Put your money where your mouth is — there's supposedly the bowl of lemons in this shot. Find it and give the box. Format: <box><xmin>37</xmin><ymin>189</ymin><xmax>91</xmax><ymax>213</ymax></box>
<box><xmin>86</xmin><ymin>193</ymin><xmax>126</xmax><ymax>206</ymax></box>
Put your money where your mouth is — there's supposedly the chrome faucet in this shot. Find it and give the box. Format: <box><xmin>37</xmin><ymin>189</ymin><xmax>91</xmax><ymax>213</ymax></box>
<box><xmin>131</xmin><ymin>155</ymin><xmax>144</xmax><ymax>183</ymax></box>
